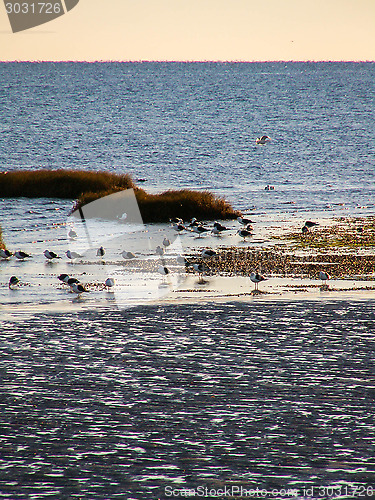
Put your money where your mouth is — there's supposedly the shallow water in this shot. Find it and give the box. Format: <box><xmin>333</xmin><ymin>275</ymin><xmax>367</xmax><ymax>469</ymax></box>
<box><xmin>0</xmin><ymin>301</ymin><xmax>374</xmax><ymax>499</ymax></box>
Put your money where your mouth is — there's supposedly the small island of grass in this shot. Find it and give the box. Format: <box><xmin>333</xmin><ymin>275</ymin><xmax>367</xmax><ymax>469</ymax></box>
<box><xmin>0</xmin><ymin>169</ymin><xmax>240</xmax><ymax>223</ymax></box>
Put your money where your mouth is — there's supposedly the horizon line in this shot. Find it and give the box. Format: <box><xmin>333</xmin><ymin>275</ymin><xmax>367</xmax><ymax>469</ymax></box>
<box><xmin>0</xmin><ymin>59</ymin><xmax>374</xmax><ymax>63</ymax></box>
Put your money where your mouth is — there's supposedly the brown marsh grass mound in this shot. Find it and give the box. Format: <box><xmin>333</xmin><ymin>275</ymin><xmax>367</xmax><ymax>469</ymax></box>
<box><xmin>75</xmin><ymin>188</ymin><xmax>239</xmax><ymax>223</ymax></box>
<box><xmin>0</xmin><ymin>170</ymin><xmax>135</xmax><ymax>199</ymax></box>
<box><xmin>0</xmin><ymin>169</ymin><xmax>239</xmax><ymax>222</ymax></box>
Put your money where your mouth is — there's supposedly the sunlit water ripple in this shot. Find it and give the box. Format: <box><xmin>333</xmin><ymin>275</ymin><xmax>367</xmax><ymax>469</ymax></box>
<box><xmin>1</xmin><ymin>300</ymin><xmax>374</xmax><ymax>499</ymax></box>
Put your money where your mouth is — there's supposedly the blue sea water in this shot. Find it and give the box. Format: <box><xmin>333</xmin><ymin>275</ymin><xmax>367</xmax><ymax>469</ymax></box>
<box><xmin>1</xmin><ymin>61</ymin><xmax>375</xmax><ymax>215</ymax></box>
<box><xmin>1</xmin><ymin>63</ymin><xmax>375</xmax><ymax>499</ymax></box>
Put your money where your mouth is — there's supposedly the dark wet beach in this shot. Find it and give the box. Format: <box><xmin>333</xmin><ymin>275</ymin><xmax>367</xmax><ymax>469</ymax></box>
<box><xmin>0</xmin><ymin>300</ymin><xmax>374</xmax><ymax>499</ymax></box>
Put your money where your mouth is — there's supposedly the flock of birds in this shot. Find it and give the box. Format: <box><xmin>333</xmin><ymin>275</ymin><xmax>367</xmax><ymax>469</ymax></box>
<box><xmin>2</xmin><ymin>214</ymin><xmax>332</xmax><ymax>297</ymax></box>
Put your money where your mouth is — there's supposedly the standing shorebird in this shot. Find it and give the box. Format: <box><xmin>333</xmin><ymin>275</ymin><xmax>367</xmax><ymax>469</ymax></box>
<box><xmin>193</xmin><ymin>263</ymin><xmax>207</xmax><ymax>284</ymax></box>
<box><xmin>250</xmin><ymin>272</ymin><xmax>267</xmax><ymax>292</ymax></box>
<box><xmin>237</xmin><ymin>217</ymin><xmax>255</xmax><ymax>226</ymax></box>
<box><xmin>0</xmin><ymin>249</ymin><xmax>12</xmax><ymax>259</ymax></box>
<box><xmin>201</xmin><ymin>249</ymin><xmax>217</xmax><ymax>258</ymax></box>
<box><xmin>121</xmin><ymin>251</ymin><xmax>136</xmax><ymax>260</ymax></box>
<box><xmin>305</xmin><ymin>221</ymin><xmax>319</xmax><ymax>228</ymax></box>
<box><xmin>44</xmin><ymin>250</ymin><xmax>61</xmax><ymax>261</ymax></box>
<box><xmin>319</xmin><ymin>271</ymin><xmax>331</xmax><ymax>288</ymax></box>
<box><xmin>158</xmin><ymin>265</ymin><xmax>170</xmax><ymax>285</ymax></box>
<box><xmin>97</xmin><ymin>246</ymin><xmax>105</xmax><ymax>259</ymax></box>
<box><xmin>68</xmin><ymin>228</ymin><xmax>78</xmax><ymax>239</ymax></box>
<box><xmin>155</xmin><ymin>245</ymin><xmax>165</xmax><ymax>256</ymax></box>
<box><xmin>105</xmin><ymin>277</ymin><xmax>115</xmax><ymax>290</ymax></box>
<box><xmin>8</xmin><ymin>276</ymin><xmax>20</xmax><ymax>289</ymax></box>
<box><xmin>238</xmin><ymin>228</ymin><xmax>253</xmax><ymax>241</ymax></box>
<box><xmin>71</xmin><ymin>282</ymin><xmax>89</xmax><ymax>296</ymax></box>
<box><xmin>66</xmin><ymin>250</ymin><xmax>83</xmax><ymax>260</ymax></box>
<box><xmin>192</xmin><ymin>225</ymin><xmax>209</xmax><ymax>238</ymax></box>
<box><xmin>163</xmin><ymin>237</ymin><xmax>171</xmax><ymax>248</ymax></box>
<box><xmin>15</xmin><ymin>251</ymin><xmax>31</xmax><ymax>260</ymax></box>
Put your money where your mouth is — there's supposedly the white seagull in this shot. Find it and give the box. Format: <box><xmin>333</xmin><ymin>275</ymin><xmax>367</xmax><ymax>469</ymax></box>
<box><xmin>250</xmin><ymin>272</ymin><xmax>267</xmax><ymax>292</ymax></box>
<box><xmin>8</xmin><ymin>276</ymin><xmax>20</xmax><ymax>289</ymax></box>
<box><xmin>155</xmin><ymin>245</ymin><xmax>165</xmax><ymax>256</ymax></box>
<box><xmin>0</xmin><ymin>249</ymin><xmax>12</xmax><ymax>259</ymax></box>
<box><xmin>66</xmin><ymin>250</ymin><xmax>83</xmax><ymax>260</ymax></box>
<box><xmin>68</xmin><ymin>228</ymin><xmax>78</xmax><ymax>239</ymax></box>
<box><xmin>121</xmin><ymin>251</ymin><xmax>136</xmax><ymax>260</ymax></box>
<box><xmin>158</xmin><ymin>265</ymin><xmax>170</xmax><ymax>285</ymax></box>
<box><xmin>44</xmin><ymin>250</ymin><xmax>61</xmax><ymax>260</ymax></box>
<box><xmin>255</xmin><ymin>135</ymin><xmax>271</xmax><ymax>145</ymax></box>
<box><xmin>15</xmin><ymin>251</ymin><xmax>31</xmax><ymax>260</ymax></box>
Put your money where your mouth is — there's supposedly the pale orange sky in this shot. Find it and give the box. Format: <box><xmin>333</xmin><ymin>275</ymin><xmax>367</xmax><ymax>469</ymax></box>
<box><xmin>0</xmin><ymin>0</ymin><xmax>374</xmax><ymax>61</ymax></box>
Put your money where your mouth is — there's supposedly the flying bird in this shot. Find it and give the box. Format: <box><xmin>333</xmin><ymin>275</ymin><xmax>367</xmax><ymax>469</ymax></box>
<box><xmin>255</xmin><ymin>135</ymin><xmax>271</xmax><ymax>145</ymax></box>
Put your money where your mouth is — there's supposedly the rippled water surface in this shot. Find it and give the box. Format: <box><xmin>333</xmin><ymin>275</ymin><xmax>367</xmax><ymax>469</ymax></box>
<box><xmin>1</xmin><ymin>61</ymin><xmax>375</xmax><ymax>215</ymax></box>
<box><xmin>1</xmin><ymin>301</ymin><xmax>374</xmax><ymax>499</ymax></box>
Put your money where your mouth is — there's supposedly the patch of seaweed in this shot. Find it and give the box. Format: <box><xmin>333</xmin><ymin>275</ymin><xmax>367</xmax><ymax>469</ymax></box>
<box><xmin>203</xmin><ymin>248</ymin><xmax>375</xmax><ymax>279</ymax></box>
<box><xmin>277</xmin><ymin>217</ymin><xmax>375</xmax><ymax>250</ymax></box>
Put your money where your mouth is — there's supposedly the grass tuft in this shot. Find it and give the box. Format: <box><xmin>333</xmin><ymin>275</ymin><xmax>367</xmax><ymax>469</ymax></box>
<box><xmin>0</xmin><ymin>170</ymin><xmax>135</xmax><ymax>199</ymax></box>
<box><xmin>0</xmin><ymin>169</ymin><xmax>239</xmax><ymax>222</ymax></box>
